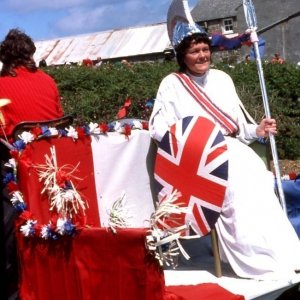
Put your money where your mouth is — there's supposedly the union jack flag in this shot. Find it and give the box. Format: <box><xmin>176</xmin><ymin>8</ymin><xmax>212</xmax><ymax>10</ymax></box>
<box><xmin>154</xmin><ymin>116</ymin><xmax>228</xmax><ymax>236</ymax></box>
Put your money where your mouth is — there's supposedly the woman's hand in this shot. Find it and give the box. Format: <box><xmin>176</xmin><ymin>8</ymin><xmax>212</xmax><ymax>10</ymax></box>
<box><xmin>256</xmin><ymin>118</ymin><xmax>277</xmax><ymax>138</ymax></box>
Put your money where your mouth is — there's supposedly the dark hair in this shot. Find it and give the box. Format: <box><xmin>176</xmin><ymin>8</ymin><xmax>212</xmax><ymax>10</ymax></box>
<box><xmin>0</xmin><ymin>28</ymin><xmax>37</xmax><ymax>76</ymax></box>
<box><xmin>175</xmin><ymin>33</ymin><xmax>212</xmax><ymax>73</ymax></box>
<box><xmin>39</xmin><ymin>59</ymin><xmax>47</xmax><ymax>68</ymax></box>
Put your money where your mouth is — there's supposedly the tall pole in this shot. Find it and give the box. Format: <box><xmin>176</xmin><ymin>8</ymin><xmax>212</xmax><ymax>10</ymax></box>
<box><xmin>243</xmin><ymin>0</ymin><xmax>287</xmax><ymax>214</ymax></box>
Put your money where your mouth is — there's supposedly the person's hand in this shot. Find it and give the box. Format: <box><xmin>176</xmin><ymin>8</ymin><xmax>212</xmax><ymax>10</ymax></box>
<box><xmin>256</xmin><ymin>118</ymin><xmax>277</xmax><ymax>137</ymax></box>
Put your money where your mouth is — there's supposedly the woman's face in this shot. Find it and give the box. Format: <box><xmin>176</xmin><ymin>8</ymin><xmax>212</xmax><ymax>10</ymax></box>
<box><xmin>184</xmin><ymin>41</ymin><xmax>211</xmax><ymax>75</ymax></box>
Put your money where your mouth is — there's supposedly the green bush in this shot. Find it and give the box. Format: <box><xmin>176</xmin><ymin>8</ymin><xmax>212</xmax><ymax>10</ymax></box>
<box><xmin>220</xmin><ymin>62</ymin><xmax>300</xmax><ymax>159</ymax></box>
<box><xmin>45</xmin><ymin>60</ymin><xmax>300</xmax><ymax>159</ymax></box>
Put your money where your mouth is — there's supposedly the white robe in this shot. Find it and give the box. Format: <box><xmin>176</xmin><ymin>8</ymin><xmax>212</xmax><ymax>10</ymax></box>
<box><xmin>149</xmin><ymin>69</ymin><xmax>300</xmax><ymax>280</ymax></box>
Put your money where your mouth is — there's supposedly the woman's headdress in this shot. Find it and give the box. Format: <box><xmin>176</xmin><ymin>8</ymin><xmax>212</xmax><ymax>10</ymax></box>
<box><xmin>167</xmin><ymin>0</ymin><xmax>207</xmax><ymax>48</ymax></box>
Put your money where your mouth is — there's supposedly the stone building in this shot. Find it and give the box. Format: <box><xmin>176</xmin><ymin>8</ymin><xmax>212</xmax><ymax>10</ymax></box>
<box><xmin>191</xmin><ymin>0</ymin><xmax>300</xmax><ymax>63</ymax></box>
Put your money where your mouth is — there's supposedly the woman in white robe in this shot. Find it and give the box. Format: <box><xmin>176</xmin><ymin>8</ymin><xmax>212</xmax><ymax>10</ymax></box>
<box><xmin>149</xmin><ymin>32</ymin><xmax>300</xmax><ymax>280</ymax></box>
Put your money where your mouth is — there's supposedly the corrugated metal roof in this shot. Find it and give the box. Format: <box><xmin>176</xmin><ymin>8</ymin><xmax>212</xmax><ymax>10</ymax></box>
<box><xmin>34</xmin><ymin>22</ymin><xmax>170</xmax><ymax>66</ymax></box>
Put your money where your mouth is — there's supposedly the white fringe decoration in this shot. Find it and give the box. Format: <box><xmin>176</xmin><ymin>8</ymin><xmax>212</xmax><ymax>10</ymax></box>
<box><xmin>35</xmin><ymin>146</ymin><xmax>87</xmax><ymax>219</ymax></box>
<box><xmin>20</xmin><ymin>220</ymin><xmax>37</xmax><ymax>237</ymax></box>
<box><xmin>18</xmin><ymin>131</ymin><xmax>35</xmax><ymax>144</ymax></box>
<box><xmin>65</xmin><ymin>126</ymin><xmax>78</xmax><ymax>140</ymax></box>
<box><xmin>41</xmin><ymin>223</ymin><xmax>52</xmax><ymax>239</ymax></box>
<box><xmin>107</xmin><ymin>192</ymin><xmax>133</xmax><ymax>234</ymax></box>
<box><xmin>10</xmin><ymin>190</ymin><xmax>24</xmax><ymax>206</ymax></box>
<box><xmin>88</xmin><ymin>122</ymin><xmax>101</xmax><ymax>135</ymax></box>
<box><xmin>146</xmin><ymin>190</ymin><xmax>193</xmax><ymax>268</ymax></box>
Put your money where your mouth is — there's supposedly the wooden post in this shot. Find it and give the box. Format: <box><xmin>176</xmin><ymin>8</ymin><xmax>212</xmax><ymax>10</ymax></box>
<box><xmin>211</xmin><ymin>228</ymin><xmax>222</xmax><ymax>277</ymax></box>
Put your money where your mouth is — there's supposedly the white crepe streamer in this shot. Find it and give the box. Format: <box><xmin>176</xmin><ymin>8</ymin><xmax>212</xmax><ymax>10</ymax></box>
<box><xmin>36</xmin><ymin>146</ymin><xmax>87</xmax><ymax>218</ymax></box>
<box><xmin>107</xmin><ymin>192</ymin><xmax>133</xmax><ymax>234</ymax></box>
<box><xmin>146</xmin><ymin>190</ymin><xmax>193</xmax><ymax>268</ymax></box>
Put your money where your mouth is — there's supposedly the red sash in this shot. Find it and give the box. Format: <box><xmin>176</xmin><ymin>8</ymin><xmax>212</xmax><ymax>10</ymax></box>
<box><xmin>174</xmin><ymin>72</ymin><xmax>239</xmax><ymax>136</ymax></box>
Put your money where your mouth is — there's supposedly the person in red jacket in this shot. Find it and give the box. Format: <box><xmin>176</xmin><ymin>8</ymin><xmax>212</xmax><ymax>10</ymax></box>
<box><xmin>0</xmin><ymin>28</ymin><xmax>64</xmax><ymax>300</ymax></box>
<box><xmin>0</xmin><ymin>28</ymin><xmax>64</xmax><ymax>139</ymax></box>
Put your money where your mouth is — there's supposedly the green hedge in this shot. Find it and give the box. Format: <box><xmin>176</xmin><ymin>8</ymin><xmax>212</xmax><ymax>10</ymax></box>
<box><xmin>44</xmin><ymin>61</ymin><xmax>300</xmax><ymax>159</ymax></box>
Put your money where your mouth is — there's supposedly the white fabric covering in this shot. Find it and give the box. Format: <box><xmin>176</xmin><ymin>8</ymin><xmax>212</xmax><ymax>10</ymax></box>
<box><xmin>164</xmin><ymin>270</ymin><xmax>300</xmax><ymax>300</ymax></box>
<box><xmin>91</xmin><ymin>130</ymin><xmax>155</xmax><ymax>228</ymax></box>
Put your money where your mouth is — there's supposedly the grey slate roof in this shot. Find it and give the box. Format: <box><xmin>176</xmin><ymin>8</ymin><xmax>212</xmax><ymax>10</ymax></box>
<box><xmin>191</xmin><ymin>0</ymin><xmax>242</xmax><ymax>22</ymax></box>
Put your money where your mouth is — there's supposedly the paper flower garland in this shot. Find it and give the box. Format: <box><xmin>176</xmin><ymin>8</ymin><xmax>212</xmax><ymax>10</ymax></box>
<box><xmin>5</xmin><ymin>145</ymin><xmax>85</xmax><ymax>240</ymax></box>
<box><xmin>12</xmin><ymin>120</ymin><xmax>148</xmax><ymax>152</ymax></box>
<box><xmin>4</xmin><ymin>120</ymin><xmax>148</xmax><ymax>240</ymax></box>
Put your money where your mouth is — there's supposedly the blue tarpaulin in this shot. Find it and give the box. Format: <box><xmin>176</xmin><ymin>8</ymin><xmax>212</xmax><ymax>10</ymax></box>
<box><xmin>281</xmin><ymin>178</ymin><xmax>300</xmax><ymax>237</ymax></box>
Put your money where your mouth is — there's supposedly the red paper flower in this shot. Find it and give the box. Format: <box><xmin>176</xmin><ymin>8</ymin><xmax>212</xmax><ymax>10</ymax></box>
<box><xmin>19</xmin><ymin>210</ymin><xmax>34</xmax><ymax>221</ymax></box>
<box><xmin>123</xmin><ymin>124</ymin><xmax>131</xmax><ymax>137</ymax></box>
<box><xmin>34</xmin><ymin>224</ymin><xmax>43</xmax><ymax>236</ymax></box>
<box><xmin>142</xmin><ymin>121</ymin><xmax>149</xmax><ymax>130</ymax></box>
<box><xmin>7</xmin><ymin>181</ymin><xmax>18</xmax><ymax>192</ymax></box>
<box><xmin>10</xmin><ymin>149</ymin><xmax>19</xmax><ymax>160</ymax></box>
<box><xmin>76</xmin><ymin>127</ymin><xmax>86</xmax><ymax>138</ymax></box>
<box><xmin>99</xmin><ymin>122</ymin><xmax>109</xmax><ymax>133</ymax></box>
<box><xmin>31</xmin><ymin>126</ymin><xmax>43</xmax><ymax>138</ymax></box>
<box><xmin>56</xmin><ymin>170</ymin><xmax>70</xmax><ymax>186</ymax></box>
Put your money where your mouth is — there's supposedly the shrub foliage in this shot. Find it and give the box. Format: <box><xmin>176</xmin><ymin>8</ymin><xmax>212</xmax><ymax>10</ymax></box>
<box><xmin>45</xmin><ymin>61</ymin><xmax>300</xmax><ymax>159</ymax></box>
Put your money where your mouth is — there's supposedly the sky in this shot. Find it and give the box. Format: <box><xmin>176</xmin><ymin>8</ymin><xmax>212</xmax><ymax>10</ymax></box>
<box><xmin>0</xmin><ymin>0</ymin><xmax>198</xmax><ymax>42</ymax></box>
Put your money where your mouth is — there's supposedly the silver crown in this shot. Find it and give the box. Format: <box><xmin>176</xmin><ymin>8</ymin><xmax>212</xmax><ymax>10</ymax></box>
<box><xmin>167</xmin><ymin>0</ymin><xmax>207</xmax><ymax>48</ymax></box>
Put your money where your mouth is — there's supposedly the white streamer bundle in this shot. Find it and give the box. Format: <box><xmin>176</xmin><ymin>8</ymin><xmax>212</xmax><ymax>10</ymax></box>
<box><xmin>36</xmin><ymin>146</ymin><xmax>87</xmax><ymax>218</ymax></box>
<box><xmin>146</xmin><ymin>190</ymin><xmax>192</xmax><ymax>268</ymax></box>
<box><xmin>107</xmin><ymin>192</ymin><xmax>133</xmax><ymax>234</ymax></box>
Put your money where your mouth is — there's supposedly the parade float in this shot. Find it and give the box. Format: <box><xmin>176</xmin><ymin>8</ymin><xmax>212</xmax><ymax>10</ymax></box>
<box><xmin>1</xmin><ymin>0</ymin><xmax>300</xmax><ymax>298</ymax></box>
<box><xmin>1</xmin><ymin>115</ymin><xmax>299</xmax><ymax>300</ymax></box>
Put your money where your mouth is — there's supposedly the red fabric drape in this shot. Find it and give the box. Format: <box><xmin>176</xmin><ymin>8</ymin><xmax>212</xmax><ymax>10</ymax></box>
<box><xmin>15</xmin><ymin>135</ymin><xmax>167</xmax><ymax>299</ymax></box>
<box><xmin>17</xmin><ymin>136</ymin><xmax>100</xmax><ymax>227</ymax></box>
<box><xmin>17</xmin><ymin>228</ymin><xmax>165</xmax><ymax>300</ymax></box>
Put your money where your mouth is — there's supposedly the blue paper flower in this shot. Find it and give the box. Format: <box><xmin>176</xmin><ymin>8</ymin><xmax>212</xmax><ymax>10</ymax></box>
<box><xmin>13</xmin><ymin>139</ymin><xmax>26</xmax><ymax>150</ymax></box>
<box><xmin>41</xmin><ymin>125</ymin><xmax>52</xmax><ymax>137</ymax></box>
<box><xmin>3</xmin><ymin>172</ymin><xmax>15</xmax><ymax>184</ymax></box>
<box><xmin>64</xmin><ymin>220</ymin><xmax>76</xmax><ymax>236</ymax></box>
